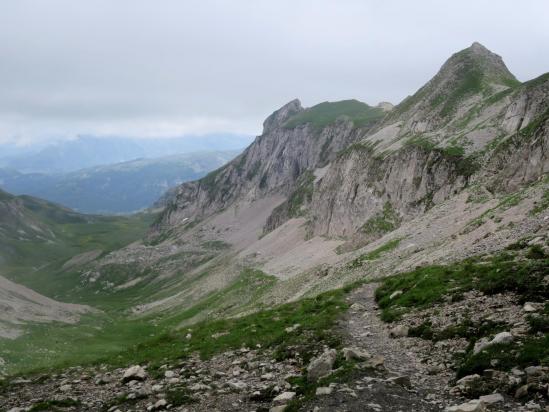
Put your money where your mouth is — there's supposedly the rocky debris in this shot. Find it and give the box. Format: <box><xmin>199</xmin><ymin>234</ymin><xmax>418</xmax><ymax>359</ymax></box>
<box><xmin>307</xmin><ymin>349</ymin><xmax>337</xmax><ymax>382</ymax></box>
<box><xmin>122</xmin><ymin>365</ymin><xmax>147</xmax><ymax>382</ymax></box>
<box><xmin>386</xmin><ymin>375</ymin><xmax>411</xmax><ymax>388</ymax></box>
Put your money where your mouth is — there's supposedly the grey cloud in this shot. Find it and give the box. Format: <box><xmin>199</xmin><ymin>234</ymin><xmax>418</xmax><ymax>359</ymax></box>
<box><xmin>0</xmin><ymin>0</ymin><xmax>547</xmax><ymax>144</ymax></box>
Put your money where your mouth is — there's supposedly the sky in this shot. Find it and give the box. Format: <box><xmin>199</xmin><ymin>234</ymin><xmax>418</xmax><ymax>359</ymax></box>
<box><xmin>0</xmin><ymin>0</ymin><xmax>548</xmax><ymax>145</ymax></box>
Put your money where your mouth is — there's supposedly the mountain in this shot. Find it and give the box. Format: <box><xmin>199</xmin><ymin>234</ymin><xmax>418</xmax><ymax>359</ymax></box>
<box><xmin>1</xmin><ymin>43</ymin><xmax>548</xmax><ymax>411</ymax></box>
<box><xmin>0</xmin><ymin>150</ymin><xmax>240</xmax><ymax>214</ymax></box>
<box><xmin>0</xmin><ymin>188</ymin><xmax>154</xmax><ymax>340</ymax></box>
<box><xmin>0</xmin><ymin>133</ymin><xmax>253</xmax><ymax>173</ymax></box>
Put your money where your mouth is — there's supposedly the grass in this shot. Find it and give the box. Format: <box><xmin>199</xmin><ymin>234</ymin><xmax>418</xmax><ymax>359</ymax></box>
<box><xmin>375</xmin><ymin>252</ymin><xmax>549</xmax><ymax>381</ymax></box>
<box><xmin>360</xmin><ymin>202</ymin><xmax>401</xmax><ymax>236</ymax></box>
<box><xmin>530</xmin><ymin>188</ymin><xmax>549</xmax><ymax>215</ymax></box>
<box><xmin>29</xmin><ymin>398</ymin><xmax>81</xmax><ymax>411</ymax></box>
<box><xmin>4</xmin><ymin>286</ymin><xmax>349</xmax><ymax>380</ymax></box>
<box><xmin>375</xmin><ymin>253</ymin><xmax>548</xmax><ymax>322</ymax></box>
<box><xmin>347</xmin><ymin>238</ymin><xmax>402</xmax><ymax>269</ymax></box>
<box><xmin>404</xmin><ymin>136</ymin><xmax>480</xmax><ymax>179</ymax></box>
<box><xmin>283</xmin><ymin>100</ymin><xmax>385</xmax><ymax>130</ymax></box>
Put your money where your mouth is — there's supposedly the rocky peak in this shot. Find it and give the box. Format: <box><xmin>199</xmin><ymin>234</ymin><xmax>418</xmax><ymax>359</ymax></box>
<box><xmin>262</xmin><ymin>99</ymin><xmax>304</xmax><ymax>134</ymax></box>
<box><xmin>437</xmin><ymin>41</ymin><xmax>517</xmax><ymax>86</ymax></box>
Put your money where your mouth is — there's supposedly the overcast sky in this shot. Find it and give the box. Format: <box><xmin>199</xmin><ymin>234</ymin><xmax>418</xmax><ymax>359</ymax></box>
<box><xmin>1</xmin><ymin>0</ymin><xmax>548</xmax><ymax>145</ymax></box>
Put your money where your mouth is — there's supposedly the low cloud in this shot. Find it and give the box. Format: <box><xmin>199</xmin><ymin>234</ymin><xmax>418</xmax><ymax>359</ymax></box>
<box><xmin>1</xmin><ymin>0</ymin><xmax>548</xmax><ymax>144</ymax></box>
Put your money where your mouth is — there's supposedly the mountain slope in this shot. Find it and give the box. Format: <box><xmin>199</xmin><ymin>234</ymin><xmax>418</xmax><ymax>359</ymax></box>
<box><xmin>0</xmin><ymin>134</ymin><xmax>252</xmax><ymax>173</ymax></box>
<box><xmin>0</xmin><ymin>150</ymin><xmax>239</xmax><ymax>214</ymax></box>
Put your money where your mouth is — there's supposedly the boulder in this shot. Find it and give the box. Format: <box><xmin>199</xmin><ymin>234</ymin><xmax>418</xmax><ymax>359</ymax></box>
<box><xmin>315</xmin><ymin>386</ymin><xmax>333</xmax><ymax>395</ymax></box>
<box><xmin>515</xmin><ymin>384</ymin><xmax>529</xmax><ymax>398</ymax></box>
<box><xmin>273</xmin><ymin>391</ymin><xmax>296</xmax><ymax>404</ymax></box>
<box><xmin>389</xmin><ymin>325</ymin><xmax>408</xmax><ymax>338</ymax></box>
<box><xmin>479</xmin><ymin>393</ymin><xmax>504</xmax><ymax>404</ymax></box>
<box><xmin>307</xmin><ymin>349</ymin><xmax>337</xmax><ymax>382</ymax></box>
<box><xmin>122</xmin><ymin>365</ymin><xmax>147</xmax><ymax>382</ymax></box>
<box><xmin>491</xmin><ymin>332</ymin><xmax>513</xmax><ymax>345</ymax></box>
<box><xmin>445</xmin><ymin>400</ymin><xmax>485</xmax><ymax>412</ymax></box>
<box><xmin>387</xmin><ymin>375</ymin><xmax>411</xmax><ymax>388</ymax></box>
<box><xmin>473</xmin><ymin>332</ymin><xmax>513</xmax><ymax>354</ymax></box>
<box><xmin>342</xmin><ymin>347</ymin><xmax>370</xmax><ymax>361</ymax></box>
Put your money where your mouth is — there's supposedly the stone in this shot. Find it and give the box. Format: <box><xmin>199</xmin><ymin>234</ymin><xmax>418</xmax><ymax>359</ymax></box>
<box><xmin>164</xmin><ymin>370</ymin><xmax>175</xmax><ymax>378</ymax></box>
<box><xmin>315</xmin><ymin>386</ymin><xmax>333</xmax><ymax>395</ymax></box>
<box><xmin>227</xmin><ymin>379</ymin><xmax>248</xmax><ymax>391</ymax></box>
<box><xmin>189</xmin><ymin>383</ymin><xmax>211</xmax><ymax>391</ymax></box>
<box><xmin>479</xmin><ymin>393</ymin><xmax>504</xmax><ymax>404</ymax></box>
<box><xmin>389</xmin><ymin>325</ymin><xmax>408</xmax><ymax>338</ymax></box>
<box><xmin>473</xmin><ymin>338</ymin><xmax>491</xmax><ymax>354</ymax></box>
<box><xmin>284</xmin><ymin>324</ymin><xmax>301</xmax><ymax>333</ymax></box>
<box><xmin>389</xmin><ymin>290</ymin><xmax>403</xmax><ymax>300</ymax></box>
<box><xmin>445</xmin><ymin>400</ymin><xmax>485</xmax><ymax>412</ymax></box>
<box><xmin>342</xmin><ymin>347</ymin><xmax>370</xmax><ymax>361</ymax></box>
<box><xmin>474</xmin><ymin>332</ymin><xmax>513</xmax><ymax>354</ymax></box>
<box><xmin>444</xmin><ymin>399</ymin><xmax>486</xmax><ymax>412</ymax></box>
<box><xmin>515</xmin><ymin>384</ymin><xmax>529</xmax><ymax>398</ymax></box>
<box><xmin>523</xmin><ymin>303</ymin><xmax>537</xmax><ymax>312</ymax></box>
<box><xmin>59</xmin><ymin>384</ymin><xmax>72</xmax><ymax>392</ymax></box>
<box><xmin>307</xmin><ymin>349</ymin><xmax>337</xmax><ymax>382</ymax></box>
<box><xmin>491</xmin><ymin>331</ymin><xmax>513</xmax><ymax>345</ymax></box>
<box><xmin>387</xmin><ymin>375</ymin><xmax>411</xmax><ymax>388</ymax></box>
<box><xmin>270</xmin><ymin>406</ymin><xmax>288</xmax><ymax>412</ymax></box>
<box><xmin>273</xmin><ymin>391</ymin><xmax>296</xmax><ymax>404</ymax></box>
<box><xmin>122</xmin><ymin>365</ymin><xmax>147</xmax><ymax>382</ymax></box>
<box><xmin>153</xmin><ymin>399</ymin><xmax>167</xmax><ymax>410</ymax></box>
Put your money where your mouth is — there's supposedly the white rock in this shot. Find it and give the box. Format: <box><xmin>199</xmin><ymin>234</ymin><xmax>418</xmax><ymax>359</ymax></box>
<box><xmin>227</xmin><ymin>379</ymin><xmax>247</xmax><ymax>391</ymax></box>
<box><xmin>479</xmin><ymin>393</ymin><xmax>504</xmax><ymax>404</ymax></box>
<box><xmin>492</xmin><ymin>331</ymin><xmax>513</xmax><ymax>345</ymax></box>
<box><xmin>307</xmin><ymin>349</ymin><xmax>337</xmax><ymax>381</ymax></box>
<box><xmin>59</xmin><ymin>384</ymin><xmax>72</xmax><ymax>392</ymax></box>
<box><xmin>445</xmin><ymin>399</ymin><xmax>486</xmax><ymax>412</ymax></box>
<box><xmin>389</xmin><ymin>290</ymin><xmax>403</xmax><ymax>300</ymax></box>
<box><xmin>389</xmin><ymin>325</ymin><xmax>408</xmax><ymax>338</ymax></box>
<box><xmin>315</xmin><ymin>386</ymin><xmax>333</xmax><ymax>395</ymax></box>
<box><xmin>285</xmin><ymin>324</ymin><xmax>301</xmax><ymax>333</ymax></box>
<box><xmin>342</xmin><ymin>346</ymin><xmax>370</xmax><ymax>361</ymax></box>
<box><xmin>153</xmin><ymin>399</ymin><xmax>167</xmax><ymax>410</ymax></box>
<box><xmin>122</xmin><ymin>365</ymin><xmax>147</xmax><ymax>382</ymax></box>
<box><xmin>164</xmin><ymin>370</ymin><xmax>175</xmax><ymax>378</ymax></box>
<box><xmin>273</xmin><ymin>391</ymin><xmax>296</xmax><ymax>403</ymax></box>
<box><xmin>523</xmin><ymin>303</ymin><xmax>537</xmax><ymax>312</ymax></box>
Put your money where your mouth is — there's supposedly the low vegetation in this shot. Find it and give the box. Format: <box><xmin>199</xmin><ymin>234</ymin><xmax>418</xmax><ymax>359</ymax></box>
<box><xmin>283</xmin><ymin>100</ymin><xmax>385</xmax><ymax>130</ymax></box>
<box><xmin>347</xmin><ymin>238</ymin><xmax>402</xmax><ymax>269</ymax></box>
<box><xmin>375</xmin><ymin>249</ymin><xmax>549</xmax><ymax>380</ymax></box>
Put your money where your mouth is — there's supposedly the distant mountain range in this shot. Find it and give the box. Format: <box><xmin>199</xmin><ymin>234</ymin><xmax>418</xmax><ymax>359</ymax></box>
<box><xmin>0</xmin><ymin>151</ymin><xmax>240</xmax><ymax>214</ymax></box>
<box><xmin>0</xmin><ymin>134</ymin><xmax>253</xmax><ymax>174</ymax></box>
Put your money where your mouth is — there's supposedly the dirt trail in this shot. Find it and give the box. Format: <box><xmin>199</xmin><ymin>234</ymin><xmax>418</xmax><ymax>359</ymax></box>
<box><xmin>304</xmin><ymin>283</ymin><xmax>449</xmax><ymax>412</ymax></box>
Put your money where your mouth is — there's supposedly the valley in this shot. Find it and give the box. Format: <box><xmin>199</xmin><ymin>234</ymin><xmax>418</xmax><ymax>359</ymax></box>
<box><xmin>0</xmin><ymin>42</ymin><xmax>548</xmax><ymax>412</ymax></box>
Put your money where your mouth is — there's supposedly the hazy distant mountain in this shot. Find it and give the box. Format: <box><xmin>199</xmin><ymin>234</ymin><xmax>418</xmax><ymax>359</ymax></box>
<box><xmin>0</xmin><ymin>150</ymin><xmax>239</xmax><ymax>214</ymax></box>
<box><xmin>0</xmin><ymin>134</ymin><xmax>253</xmax><ymax>173</ymax></box>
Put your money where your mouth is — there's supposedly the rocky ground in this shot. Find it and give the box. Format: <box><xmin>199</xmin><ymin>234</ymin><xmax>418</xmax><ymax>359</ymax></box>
<box><xmin>2</xmin><ymin>277</ymin><xmax>547</xmax><ymax>412</ymax></box>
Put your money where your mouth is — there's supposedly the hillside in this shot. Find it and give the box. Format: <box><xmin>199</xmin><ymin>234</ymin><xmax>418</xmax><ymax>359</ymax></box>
<box><xmin>0</xmin><ymin>151</ymin><xmax>239</xmax><ymax>214</ymax></box>
<box><xmin>1</xmin><ymin>43</ymin><xmax>548</xmax><ymax>412</ymax></box>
